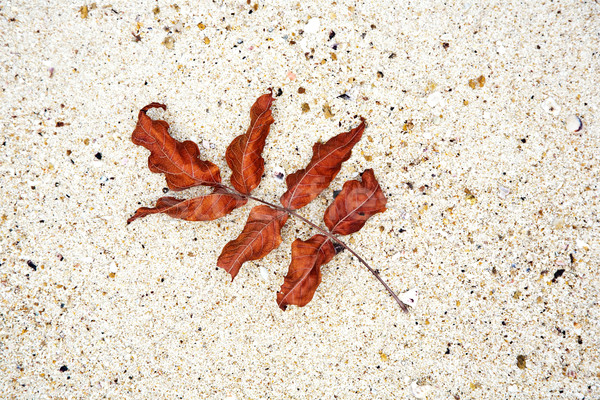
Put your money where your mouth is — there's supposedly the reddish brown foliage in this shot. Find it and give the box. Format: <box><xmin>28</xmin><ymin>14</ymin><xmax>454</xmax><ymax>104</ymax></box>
<box><xmin>277</xmin><ymin>235</ymin><xmax>335</xmax><ymax>310</ymax></box>
<box><xmin>280</xmin><ymin>120</ymin><xmax>365</xmax><ymax>210</ymax></box>
<box><xmin>132</xmin><ymin>103</ymin><xmax>221</xmax><ymax>190</ymax></box>
<box><xmin>127</xmin><ymin>188</ymin><xmax>247</xmax><ymax>224</ymax></box>
<box><xmin>323</xmin><ymin>169</ymin><xmax>387</xmax><ymax>235</ymax></box>
<box><xmin>226</xmin><ymin>91</ymin><xmax>275</xmax><ymax>195</ymax></box>
<box><xmin>217</xmin><ymin>205</ymin><xmax>289</xmax><ymax>280</ymax></box>
<box><xmin>128</xmin><ymin>92</ymin><xmax>397</xmax><ymax>311</ymax></box>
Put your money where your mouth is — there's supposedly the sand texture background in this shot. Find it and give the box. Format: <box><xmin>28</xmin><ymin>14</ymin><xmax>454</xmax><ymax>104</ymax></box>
<box><xmin>1</xmin><ymin>0</ymin><xmax>599</xmax><ymax>398</ymax></box>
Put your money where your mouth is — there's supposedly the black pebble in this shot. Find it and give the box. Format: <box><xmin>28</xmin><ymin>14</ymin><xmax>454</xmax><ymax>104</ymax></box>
<box><xmin>95</xmin><ymin>152</ymin><xmax>102</xmax><ymax>160</ymax></box>
<box><xmin>552</xmin><ymin>269</ymin><xmax>565</xmax><ymax>282</ymax></box>
<box><xmin>333</xmin><ymin>190</ymin><xmax>342</xmax><ymax>199</ymax></box>
<box><xmin>27</xmin><ymin>260</ymin><xmax>37</xmax><ymax>271</ymax></box>
<box><xmin>329</xmin><ymin>30</ymin><xmax>336</xmax><ymax>40</ymax></box>
<box><xmin>60</xmin><ymin>365</ymin><xmax>68</xmax><ymax>372</ymax></box>
<box><xmin>162</xmin><ymin>187</ymin><xmax>169</xmax><ymax>193</ymax></box>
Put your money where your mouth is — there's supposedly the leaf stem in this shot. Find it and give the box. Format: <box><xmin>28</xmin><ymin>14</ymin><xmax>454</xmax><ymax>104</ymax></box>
<box><xmin>219</xmin><ymin>185</ymin><xmax>409</xmax><ymax>312</ymax></box>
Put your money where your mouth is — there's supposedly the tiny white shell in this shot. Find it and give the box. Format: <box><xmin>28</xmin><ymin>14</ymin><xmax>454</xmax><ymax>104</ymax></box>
<box><xmin>410</xmin><ymin>381</ymin><xmax>433</xmax><ymax>399</ymax></box>
<box><xmin>399</xmin><ymin>289</ymin><xmax>418</xmax><ymax>308</ymax></box>
<box><xmin>565</xmin><ymin>115</ymin><xmax>583</xmax><ymax>132</ymax></box>
<box><xmin>109</xmin><ymin>262</ymin><xmax>117</xmax><ymax>273</ymax></box>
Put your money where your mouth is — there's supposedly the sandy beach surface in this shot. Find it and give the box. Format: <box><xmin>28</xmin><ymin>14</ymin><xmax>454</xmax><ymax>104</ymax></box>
<box><xmin>1</xmin><ymin>1</ymin><xmax>599</xmax><ymax>398</ymax></box>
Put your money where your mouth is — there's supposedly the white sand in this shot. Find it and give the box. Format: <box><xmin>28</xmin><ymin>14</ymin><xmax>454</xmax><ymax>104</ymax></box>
<box><xmin>1</xmin><ymin>1</ymin><xmax>599</xmax><ymax>398</ymax></box>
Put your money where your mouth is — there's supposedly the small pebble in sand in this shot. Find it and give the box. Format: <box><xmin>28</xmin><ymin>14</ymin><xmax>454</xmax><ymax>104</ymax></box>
<box><xmin>286</xmin><ymin>71</ymin><xmax>296</xmax><ymax>81</ymax></box>
<box><xmin>272</xmin><ymin>166</ymin><xmax>285</xmax><ymax>182</ymax></box>
<box><xmin>162</xmin><ymin>36</ymin><xmax>175</xmax><ymax>49</ymax></box>
<box><xmin>27</xmin><ymin>260</ymin><xmax>38</xmax><ymax>271</ymax></box>
<box><xmin>259</xmin><ymin>266</ymin><xmax>269</xmax><ymax>281</ymax></box>
<box><xmin>464</xmin><ymin>188</ymin><xmax>477</xmax><ymax>204</ymax></box>
<box><xmin>426</xmin><ymin>92</ymin><xmax>443</xmax><ymax>108</ymax></box>
<box><xmin>551</xmin><ymin>217</ymin><xmax>565</xmax><ymax>229</ymax></box>
<box><xmin>109</xmin><ymin>262</ymin><xmax>117</xmax><ymax>274</ymax></box>
<box><xmin>565</xmin><ymin>115</ymin><xmax>583</xmax><ymax>132</ymax></box>
<box><xmin>541</xmin><ymin>97</ymin><xmax>561</xmax><ymax>116</ymax></box>
<box><xmin>323</xmin><ymin>103</ymin><xmax>334</xmax><ymax>118</ymax></box>
<box><xmin>468</xmin><ymin>75</ymin><xmax>485</xmax><ymax>89</ymax></box>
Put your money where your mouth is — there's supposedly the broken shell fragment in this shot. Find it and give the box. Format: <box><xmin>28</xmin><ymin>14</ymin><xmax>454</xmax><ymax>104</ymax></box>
<box><xmin>410</xmin><ymin>381</ymin><xmax>433</xmax><ymax>399</ymax></box>
<box><xmin>541</xmin><ymin>97</ymin><xmax>561</xmax><ymax>116</ymax></box>
<box><xmin>497</xmin><ymin>184</ymin><xmax>510</xmax><ymax>199</ymax></box>
<box><xmin>398</xmin><ymin>289</ymin><xmax>418</xmax><ymax>308</ymax></box>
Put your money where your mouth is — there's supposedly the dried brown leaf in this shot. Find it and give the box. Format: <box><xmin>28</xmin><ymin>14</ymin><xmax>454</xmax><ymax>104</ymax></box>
<box><xmin>217</xmin><ymin>205</ymin><xmax>289</xmax><ymax>280</ymax></box>
<box><xmin>277</xmin><ymin>234</ymin><xmax>336</xmax><ymax>310</ymax></box>
<box><xmin>323</xmin><ymin>169</ymin><xmax>387</xmax><ymax>235</ymax></box>
<box><xmin>127</xmin><ymin>188</ymin><xmax>247</xmax><ymax>224</ymax></box>
<box><xmin>132</xmin><ymin>103</ymin><xmax>221</xmax><ymax>190</ymax></box>
<box><xmin>280</xmin><ymin>120</ymin><xmax>365</xmax><ymax>210</ymax></box>
<box><xmin>226</xmin><ymin>91</ymin><xmax>275</xmax><ymax>194</ymax></box>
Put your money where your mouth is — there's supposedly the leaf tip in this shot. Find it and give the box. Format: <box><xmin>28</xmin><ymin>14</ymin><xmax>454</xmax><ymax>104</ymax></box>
<box><xmin>140</xmin><ymin>102</ymin><xmax>167</xmax><ymax>114</ymax></box>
